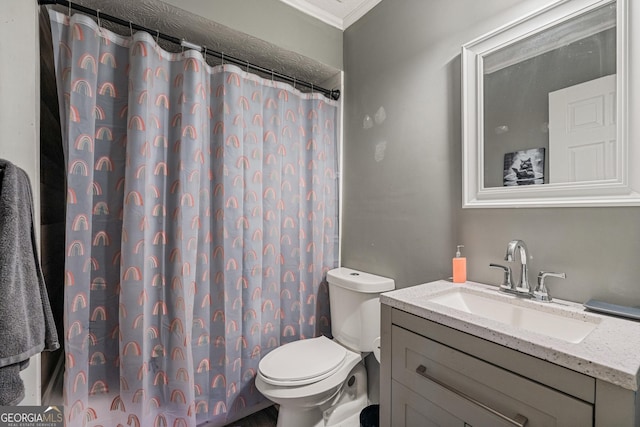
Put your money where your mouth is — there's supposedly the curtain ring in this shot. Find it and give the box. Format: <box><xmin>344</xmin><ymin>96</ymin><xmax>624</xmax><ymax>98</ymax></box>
<box><xmin>156</xmin><ymin>30</ymin><xmax>160</xmax><ymax>44</ymax></box>
<box><xmin>293</xmin><ymin>77</ymin><xmax>296</xmax><ymax>90</ymax></box>
<box><xmin>181</xmin><ymin>38</ymin><xmax>185</xmax><ymax>54</ymax></box>
<box><xmin>129</xmin><ymin>21</ymin><xmax>134</xmax><ymax>38</ymax></box>
<box><xmin>311</xmin><ymin>83</ymin><xmax>314</xmax><ymax>94</ymax></box>
<box><xmin>221</xmin><ymin>52</ymin><xmax>224</xmax><ymax>66</ymax></box>
<box><xmin>203</xmin><ymin>46</ymin><xmax>207</xmax><ymax>64</ymax></box>
<box><xmin>68</xmin><ymin>0</ymin><xmax>72</xmax><ymax>18</ymax></box>
<box><xmin>271</xmin><ymin>70</ymin><xmax>274</xmax><ymax>82</ymax></box>
<box><xmin>96</xmin><ymin>9</ymin><xmax>101</xmax><ymax>28</ymax></box>
<box><xmin>246</xmin><ymin>61</ymin><xmax>250</xmax><ymax>73</ymax></box>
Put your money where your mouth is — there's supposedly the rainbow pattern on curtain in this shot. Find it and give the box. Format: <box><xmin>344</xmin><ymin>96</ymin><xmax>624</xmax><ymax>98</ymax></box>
<box><xmin>48</xmin><ymin>10</ymin><xmax>339</xmax><ymax>427</ymax></box>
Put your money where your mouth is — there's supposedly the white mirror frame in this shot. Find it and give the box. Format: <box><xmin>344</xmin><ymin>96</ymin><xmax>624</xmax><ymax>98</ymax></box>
<box><xmin>462</xmin><ymin>0</ymin><xmax>640</xmax><ymax>208</ymax></box>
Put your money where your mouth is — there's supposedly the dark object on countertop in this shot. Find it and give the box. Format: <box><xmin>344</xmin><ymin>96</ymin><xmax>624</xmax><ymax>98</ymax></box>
<box><xmin>0</xmin><ymin>159</ymin><xmax>60</xmax><ymax>405</ymax></box>
<box><xmin>584</xmin><ymin>299</ymin><xmax>640</xmax><ymax>321</ymax></box>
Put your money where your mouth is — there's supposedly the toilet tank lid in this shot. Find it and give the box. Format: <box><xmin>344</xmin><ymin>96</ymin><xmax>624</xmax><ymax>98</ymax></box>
<box><xmin>327</xmin><ymin>267</ymin><xmax>395</xmax><ymax>293</ymax></box>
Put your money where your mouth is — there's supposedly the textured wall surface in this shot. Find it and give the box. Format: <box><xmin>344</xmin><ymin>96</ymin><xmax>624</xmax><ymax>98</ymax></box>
<box><xmin>343</xmin><ymin>0</ymin><xmax>640</xmax><ymax>307</ymax></box>
<box><xmin>162</xmin><ymin>0</ymin><xmax>343</xmax><ymax>71</ymax></box>
<box><xmin>52</xmin><ymin>0</ymin><xmax>342</xmax><ymax>87</ymax></box>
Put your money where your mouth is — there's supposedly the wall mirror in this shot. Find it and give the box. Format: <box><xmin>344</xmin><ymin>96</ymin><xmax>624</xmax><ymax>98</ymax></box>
<box><xmin>462</xmin><ymin>0</ymin><xmax>639</xmax><ymax>207</ymax></box>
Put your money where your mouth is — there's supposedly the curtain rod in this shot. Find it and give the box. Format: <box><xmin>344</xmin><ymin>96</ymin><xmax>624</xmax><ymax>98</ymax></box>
<box><xmin>38</xmin><ymin>0</ymin><xmax>341</xmax><ymax>101</ymax></box>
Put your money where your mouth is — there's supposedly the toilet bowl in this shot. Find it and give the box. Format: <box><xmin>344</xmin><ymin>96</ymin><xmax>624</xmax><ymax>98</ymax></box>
<box><xmin>255</xmin><ymin>336</ymin><xmax>366</xmax><ymax>427</ymax></box>
<box><xmin>255</xmin><ymin>268</ymin><xmax>395</xmax><ymax>427</ymax></box>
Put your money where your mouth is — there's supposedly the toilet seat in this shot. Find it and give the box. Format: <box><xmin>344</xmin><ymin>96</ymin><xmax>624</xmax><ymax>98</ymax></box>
<box><xmin>258</xmin><ymin>336</ymin><xmax>347</xmax><ymax>386</ymax></box>
<box><xmin>255</xmin><ymin>345</ymin><xmax>362</xmax><ymax>406</ymax></box>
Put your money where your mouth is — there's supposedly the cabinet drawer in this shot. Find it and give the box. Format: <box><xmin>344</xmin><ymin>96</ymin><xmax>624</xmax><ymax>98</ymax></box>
<box><xmin>392</xmin><ymin>325</ymin><xmax>593</xmax><ymax>426</ymax></box>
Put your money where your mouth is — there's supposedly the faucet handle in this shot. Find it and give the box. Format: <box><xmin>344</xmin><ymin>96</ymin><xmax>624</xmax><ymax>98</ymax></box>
<box><xmin>534</xmin><ymin>271</ymin><xmax>566</xmax><ymax>302</ymax></box>
<box><xmin>490</xmin><ymin>263</ymin><xmax>514</xmax><ymax>291</ymax></box>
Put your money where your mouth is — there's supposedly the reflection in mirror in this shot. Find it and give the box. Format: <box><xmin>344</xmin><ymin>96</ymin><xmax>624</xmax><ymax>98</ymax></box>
<box><xmin>483</xmin><ymin>3</ymin><xmax>616</xmax><ymax>188</ymax></box>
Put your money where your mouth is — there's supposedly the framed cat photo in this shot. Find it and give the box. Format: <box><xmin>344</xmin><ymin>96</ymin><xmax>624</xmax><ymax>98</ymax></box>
<box><xmin>503</xmin><ymin>148</ymin><xmax>545</xmax><ymax>186</ymax></box>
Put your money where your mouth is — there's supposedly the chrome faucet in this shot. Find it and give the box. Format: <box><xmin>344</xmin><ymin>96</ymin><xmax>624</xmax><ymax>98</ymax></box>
<box><xmin>489</xmin><ymin>263</ymin><xmax>513</xmax><ymax>292</ymax></box>
<box><xmin>504</xmin><ymin>239</ymin><xmax>531</xmax><ymax>295</ymax></box>
<box><xmin>490</xmin><ymin>240</ymin><xmax>566</xmax><ymax>302</ymax></box>
<box><xmin>533</xmin><ymin>271</ymin><xmax>566</xmax><ymax>302</ymax></box>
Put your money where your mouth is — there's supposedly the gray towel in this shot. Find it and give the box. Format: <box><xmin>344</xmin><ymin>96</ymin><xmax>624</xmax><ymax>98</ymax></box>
<box><xmin>0</xmin><ymin>360</ymin><xmax>29</xmax><ymax>406</ymax></box>
<box><xmin>0</xmin><ymin>159</ymin><xmax>59</xmax><ymax>405</ymax></box>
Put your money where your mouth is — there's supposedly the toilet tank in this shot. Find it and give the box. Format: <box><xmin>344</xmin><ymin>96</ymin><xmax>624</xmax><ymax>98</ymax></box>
<box><xmin>327</xmin><ymin>267</ymin><xmax>395</xmax><ymax>352</ymax></box>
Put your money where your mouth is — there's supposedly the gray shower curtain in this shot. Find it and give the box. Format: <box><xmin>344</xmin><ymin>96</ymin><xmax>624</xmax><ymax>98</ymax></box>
<box><xmin>48</xmin><ymin>10</ymin><xmax>339</xmax><ymax>427</ymax></box>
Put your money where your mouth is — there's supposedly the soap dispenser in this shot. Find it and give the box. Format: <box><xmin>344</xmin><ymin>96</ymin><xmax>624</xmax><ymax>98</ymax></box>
<box><xmin>453</xmin><ymin>245</ymin><xmax>466</xmax><ymax>283</ymax></box>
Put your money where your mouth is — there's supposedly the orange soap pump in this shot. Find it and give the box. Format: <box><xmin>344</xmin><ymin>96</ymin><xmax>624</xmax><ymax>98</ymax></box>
<box><xmin>452</xmin><ymin>245</ymin><xmax>467</xmax><ymax>283</ymax></box>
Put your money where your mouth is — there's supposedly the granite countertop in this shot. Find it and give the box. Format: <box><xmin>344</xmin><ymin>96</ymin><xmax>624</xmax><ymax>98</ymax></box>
<box><xmin>381</xmin><ymin>280</ymin><xmax>640</xmax><ymax>391</ymax></box>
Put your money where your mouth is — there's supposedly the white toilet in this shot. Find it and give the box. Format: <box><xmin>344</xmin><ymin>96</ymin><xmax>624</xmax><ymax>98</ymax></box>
<box><xmin>255</xmin><ymin>267</ymin><xmax>395</xmax><ymax>427</ymax></box>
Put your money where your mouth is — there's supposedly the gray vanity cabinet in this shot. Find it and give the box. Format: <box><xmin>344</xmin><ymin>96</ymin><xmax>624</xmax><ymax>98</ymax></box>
<box><xmin>381</xmin><ymin>305</ymin><xmax>640</xmax><ymax>427</ymax></box>
<box><xmin>390</xmin><ymin>325</ymin><xmax>591</xmax><ymax>426</ymax></box>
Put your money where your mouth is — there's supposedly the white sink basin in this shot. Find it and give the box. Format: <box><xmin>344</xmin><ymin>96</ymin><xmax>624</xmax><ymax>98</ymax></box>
<box><xmin>429</xmin><ymin>289</ymin><xmax>600</xmax><ymax>343</ymax></box>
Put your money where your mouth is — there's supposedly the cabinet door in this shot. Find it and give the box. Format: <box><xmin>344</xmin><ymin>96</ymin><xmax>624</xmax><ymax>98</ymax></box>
<box><xmin>392</xmin><ymin>381</ymin><xmax>464</xmax><ymax>427</ymax></box>
<box><xmin>391</xmin><ymin>326</ymin><xmax>593</xmax><ymax>426</ymax></box>
<box><xmin>392</xmin><ymin>380</ymin><xmax>526</xmax><ymax>427</ymax></box>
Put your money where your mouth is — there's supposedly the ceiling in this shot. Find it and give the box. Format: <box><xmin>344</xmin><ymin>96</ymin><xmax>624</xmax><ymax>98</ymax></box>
<box><xmin>278</xmin><ymin>0</ymin><xmax>382</xmax><ymax>29</ymax></box>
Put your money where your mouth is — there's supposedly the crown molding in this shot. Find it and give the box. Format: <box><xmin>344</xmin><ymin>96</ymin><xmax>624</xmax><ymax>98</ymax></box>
<box><xmin>279</xmin><ymin>0</ymin><xmax>343</xmax><ymax>29</ymax></box>
<box><xmin>343</xmin><ymin>0</ymin><xmax>382</xmax><ymax>29</ymax></box>
<box><xmin>279</xmin><ymin>0</ymin><xmax>381</xmax><ymax>30</ymax></box>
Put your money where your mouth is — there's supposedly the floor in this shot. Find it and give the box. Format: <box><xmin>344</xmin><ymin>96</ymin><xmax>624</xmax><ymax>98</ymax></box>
<box><xmin>224</xmin><ymin>406</ymin><xmax>278</xmax><ymax>427</ymax></box>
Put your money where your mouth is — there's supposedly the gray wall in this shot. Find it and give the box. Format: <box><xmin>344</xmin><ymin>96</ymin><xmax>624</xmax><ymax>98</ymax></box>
<box><xmin>343</xmin><ymin>0</ymin><xmax>640</xmax><ymax>307</ymax></box>
<box><xmin>1</xmin><ymin>0</ymin><xmax>42</xmax><ymax>404</ymax></box>
<box><xmin>161</xmin><ymin>0</ymin><xmax>343</xmax><ymax>70</ymax></box>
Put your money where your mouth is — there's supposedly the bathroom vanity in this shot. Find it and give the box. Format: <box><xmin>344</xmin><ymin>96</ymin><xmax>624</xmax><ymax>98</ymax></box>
<box><xmin>380</xmin><ymin>281</ymin><xmax>640</xmax><ymax>426</ymax></box>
